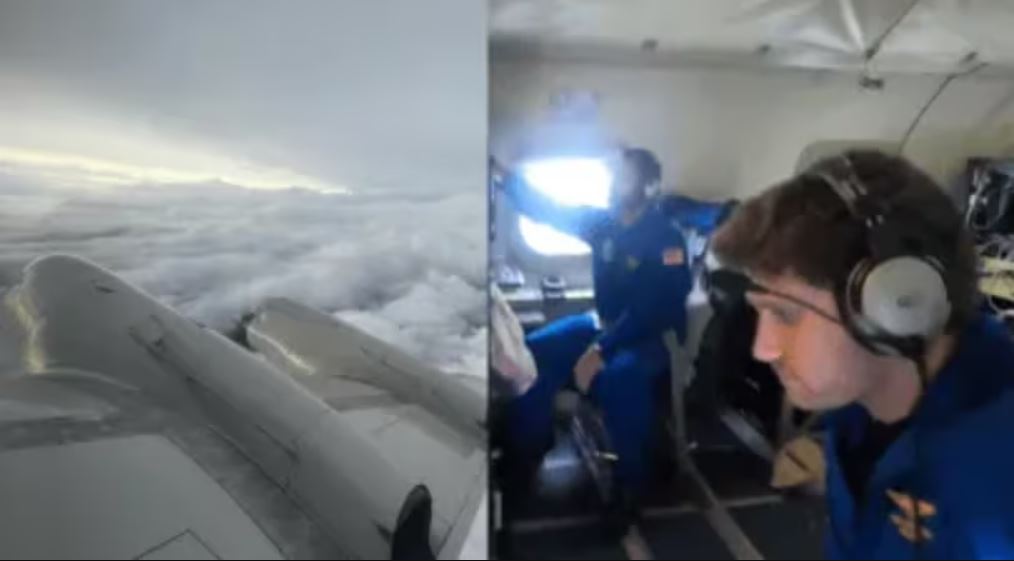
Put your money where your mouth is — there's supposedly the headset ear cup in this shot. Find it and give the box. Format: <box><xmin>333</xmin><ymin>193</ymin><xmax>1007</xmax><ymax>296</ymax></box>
<box><xmin>846</xmin><ymin>259</ymin><xmax>873</xmax><ymax>322</ymax></box>
<box><xmin>838</xmin><ymin>258</ymin><xmax>886</xmax><ymax>354</ymax></box>
<box><xmin>816</xmin><ymin>156</ymin><xmax>953</xmax><ymax>358</ymax></box>
<box><xmin>860</xmin><ymin>256</ymin><xmax>951</xmax><ymax>340</ymax></box>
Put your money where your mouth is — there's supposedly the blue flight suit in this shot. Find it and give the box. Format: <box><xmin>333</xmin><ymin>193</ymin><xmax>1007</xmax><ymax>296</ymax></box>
<box><xmin>503</xmin><ymin>172</ymin><xmax>693</xmax><ymax>492</ymax></box>
<box><xmin>825</xmin><ymin>313</ymin><xmax>1014</xmax><ymax>559</ymax></box>
<box><xmin>661</xmin><ymin>194</ymin><xmax>737</xmax><ymax>237</ymax></box>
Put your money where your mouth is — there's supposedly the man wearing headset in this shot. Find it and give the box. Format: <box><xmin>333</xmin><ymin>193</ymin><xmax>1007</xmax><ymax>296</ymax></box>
<box><xmin>496</xmin><ymin>147</ymin><xmax>692</xmax><ymax>531</ymax></box>
<box><xmin>711</xmin><ymin>150</ymin><xmax>1014</xmax><ymax>559</ymax></box>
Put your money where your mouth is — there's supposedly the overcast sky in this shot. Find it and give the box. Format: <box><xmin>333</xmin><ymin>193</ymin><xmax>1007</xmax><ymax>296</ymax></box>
<box><xmin>0</xmin><ymin>0</ymin><xmax>487</xmax><ymax>194</ymax></box>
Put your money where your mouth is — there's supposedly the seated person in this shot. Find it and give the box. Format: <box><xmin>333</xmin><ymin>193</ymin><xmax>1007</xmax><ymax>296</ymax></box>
<box><xmin>711</xmin><ymin>150</ymin><xmax>1014</xmax><ymax>559</ymax></box>
<box><xmin>497</xmin><ymin>147</ymin><xmax>693</xmax><ymax>531</ymax></box>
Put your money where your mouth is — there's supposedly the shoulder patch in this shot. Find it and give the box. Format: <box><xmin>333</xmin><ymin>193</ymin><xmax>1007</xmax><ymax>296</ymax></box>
<box><xmin>887</xmin><ymin>489</ymin><xmax>936</xmax><ymax>544</ymax></box>
<box><xmin>663</xmin><ymin>247</ymin><xmax>685</xmax><ymax>266</ymax></box>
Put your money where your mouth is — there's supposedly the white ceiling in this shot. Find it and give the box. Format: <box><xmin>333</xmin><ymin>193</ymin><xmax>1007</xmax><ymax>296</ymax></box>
<box><xmin>491</xmin><ymin>0</ymin><xmax>1014</xmax><ymax>75</ymax></box>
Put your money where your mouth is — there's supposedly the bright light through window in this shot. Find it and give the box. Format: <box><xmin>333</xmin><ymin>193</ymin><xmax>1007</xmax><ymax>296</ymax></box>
<box><xmin>520</xmin><ymin>158</ymin><xmax>612</xmax><ymax>209</ymax></box>
<box><xmin>517</xmin><ymin>157</ymin><xmax>612</xmax><ymax>256</ymax></box>
<box><xmin>519</xmin><ymin>216</ymin><xmax>592</xmax><ymax>256</ymax></box>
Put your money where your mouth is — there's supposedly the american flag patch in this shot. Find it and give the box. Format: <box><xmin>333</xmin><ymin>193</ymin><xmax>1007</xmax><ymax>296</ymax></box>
<box><xmin>663</xmin><ymin>247</ymin><xmax>685</xmax><ymax>266</ymax></box>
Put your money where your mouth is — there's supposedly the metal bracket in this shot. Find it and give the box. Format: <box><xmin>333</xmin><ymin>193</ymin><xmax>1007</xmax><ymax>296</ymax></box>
<box><xmin>664</xmin><ymin>330</ymin><xmax>765</xmax><ymax>561</ymax></box>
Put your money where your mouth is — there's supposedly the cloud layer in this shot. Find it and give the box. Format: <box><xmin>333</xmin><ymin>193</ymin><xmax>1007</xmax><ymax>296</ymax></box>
<box><xmin>0</xmin><ymin>177</ymin><xmax>487</xmax><ymax>378</ymax></box>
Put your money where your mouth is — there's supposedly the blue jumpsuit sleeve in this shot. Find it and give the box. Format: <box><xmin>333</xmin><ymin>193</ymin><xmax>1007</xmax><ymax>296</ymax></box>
<box><xmin>596</xmin><ymin>311</ymin><xmax>637</xmax><ymax>359</ymax></box>
<box><xmin>502</xmin><ymin>172</ymin><xmax>609</xmax><ymax>243</ymax></box>
<box><xmin>597</xmin><ymin>249</ymin><xmax>691</xmax><ymax>358</ymax></box>
<box><xmin>661</xmin><ymin>195</ymin><xmax>738</xmax><ymax>237</ymax></box>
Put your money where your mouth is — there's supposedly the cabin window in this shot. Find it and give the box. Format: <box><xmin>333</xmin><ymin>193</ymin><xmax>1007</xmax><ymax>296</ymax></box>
<box><xmin>517</xmin><ymin>157</ymin><xmax>610</xmax><ymax>256</ymax></box>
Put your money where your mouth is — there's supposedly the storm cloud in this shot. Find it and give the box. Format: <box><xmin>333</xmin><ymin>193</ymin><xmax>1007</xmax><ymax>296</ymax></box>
<box><xmin>0</xmin><ymin>178</ymin><xmax>487</xmax><ymax>377</ymax></box>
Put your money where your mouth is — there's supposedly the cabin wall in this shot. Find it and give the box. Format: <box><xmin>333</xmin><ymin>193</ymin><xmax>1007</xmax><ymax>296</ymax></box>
<box><xmin>491</xmin><ymin>58</ymin><xmax>1014</xmax><ymax>200</ymax></box>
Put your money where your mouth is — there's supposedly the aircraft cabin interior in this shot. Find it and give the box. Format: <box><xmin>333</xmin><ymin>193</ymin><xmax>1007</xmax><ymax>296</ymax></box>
<box><xmin>488</xmin><ymin>1</ymin><xmax>1014</xmax><ymax>559</ymax></box>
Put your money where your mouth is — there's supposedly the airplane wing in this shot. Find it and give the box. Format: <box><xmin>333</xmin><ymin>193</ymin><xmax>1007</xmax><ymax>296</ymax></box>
<box><xmin>0</xmin><ymin>255</ymin><xmax>486</xmax><ymax>560</ymax></box>
<box><xmin>246</xmin><ymin>298</ymin><xmax>487</xmax><ymax>560</ymax></box>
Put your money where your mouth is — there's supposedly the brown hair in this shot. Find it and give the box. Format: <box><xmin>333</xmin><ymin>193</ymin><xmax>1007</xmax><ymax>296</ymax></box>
<box><xmin>712</xmin><ymin>150</ymin><xmax>980</xmax><ymax>332</ymax></box>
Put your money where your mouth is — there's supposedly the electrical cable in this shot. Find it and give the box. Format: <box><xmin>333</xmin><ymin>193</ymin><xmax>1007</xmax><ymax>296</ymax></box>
<box><xmin>865</xmin><ymin>0</ymin><xmax>924</xmax><ymax>61</ymax></box>
<box><xmin>968</xmin><ymin>170</ymin><xmax>1014</xmax><ymax>234</ymax></box>
<box><xmin>978</xmin><ymin>234</ymin><xmax>1014</xmax><ymax>322</ymax></box>
<box><xmin>899</xmin><ymin>61</ymin><xmax>989</xmax><ymax>155</ymax></box>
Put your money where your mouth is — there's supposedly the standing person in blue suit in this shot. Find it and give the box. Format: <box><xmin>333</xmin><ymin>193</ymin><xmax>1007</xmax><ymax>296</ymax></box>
<box><xmin>711</xmin><ymin>150</ymin><xmax>1014</xmax><ymax>559</ymax></box>
<box><xmin>497</xmin><ymin>147</ymin><xmax>693</xmax><ymax>532</ymax></box>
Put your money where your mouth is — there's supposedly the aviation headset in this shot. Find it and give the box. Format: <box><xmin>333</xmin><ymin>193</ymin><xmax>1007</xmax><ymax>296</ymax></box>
<box><xmin>811</xmin><ymin>155</ymin><xmax>953</xmax><ymax>361</ymax></box>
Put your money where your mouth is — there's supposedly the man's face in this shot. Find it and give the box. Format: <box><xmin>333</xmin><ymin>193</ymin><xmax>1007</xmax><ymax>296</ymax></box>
<box><xmin>609</xmin><ymin>157</ymin><xmax>641</xmax><ymax>209</ymax></box>
<box><xmin>745</xmin><ymin>274</ymin><xmax>882</xmax><ymax>411</ymax></box>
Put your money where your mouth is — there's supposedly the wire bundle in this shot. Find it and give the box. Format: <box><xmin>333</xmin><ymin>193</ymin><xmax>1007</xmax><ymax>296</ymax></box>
<box><xmin>966</xmin><ymin>161</ymin><xmax>1014</xmax><ymax>235</ymax></box>
<box><xmin>978</xmin><ymin>234</ymin><xmax>1014</xmax><ymax>328</ymax></box>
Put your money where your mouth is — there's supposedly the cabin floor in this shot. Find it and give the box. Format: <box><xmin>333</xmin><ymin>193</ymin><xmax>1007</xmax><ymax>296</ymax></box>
<box><xmin>497</xmin><ymin>411</ymin><xmax>826</xmax><ymax>560</ymax></box>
